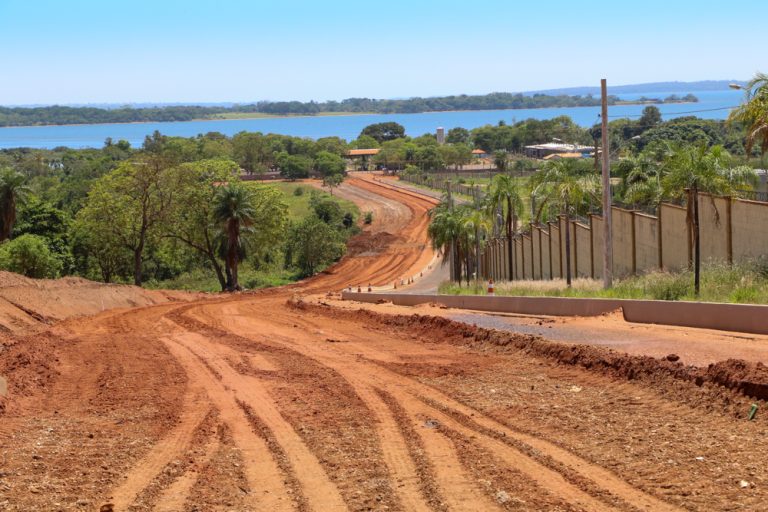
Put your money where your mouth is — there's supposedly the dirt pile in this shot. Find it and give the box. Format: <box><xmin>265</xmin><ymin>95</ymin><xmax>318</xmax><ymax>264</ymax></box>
<box><xmin>0</xmin><ymin>271</ymin><xmax>193</xmax><ymax>334</ymax></box>
<box><xmin>294</xmin><ymin>301</ymin><xmax>768</xmax><ymax>413</ymax></box>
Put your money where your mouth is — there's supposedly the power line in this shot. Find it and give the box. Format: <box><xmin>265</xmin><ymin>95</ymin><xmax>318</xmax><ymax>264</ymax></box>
<box><xmin>601</xmin><ymin>105</ymin><xmax>739</xmax><ymax>119</ymax></box>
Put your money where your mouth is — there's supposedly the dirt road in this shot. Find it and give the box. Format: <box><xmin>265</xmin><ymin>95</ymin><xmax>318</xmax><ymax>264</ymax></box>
<box><xmin>1</xmin><ymin>174</ymin><xmax>768</xmax><ymax>511</ymax></box>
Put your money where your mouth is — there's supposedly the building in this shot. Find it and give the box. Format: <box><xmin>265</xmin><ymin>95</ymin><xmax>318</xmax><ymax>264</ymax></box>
<box><xmin>436</xmin><ymin>127</ymin><xmax>445</xmax><ymax>145</ymax></box>
<box><xmin>346</xmin><ymin>148</ymin><xmax>380</xmax><ymax>171</ymax></box>
<box><xmin>524</xmin><ymin>142</ymin><xmax>594</xmax><ymax>159</ymax></box>
<box><xmin>471</xmin><ymin>149</ymin><xmax>489</xmax><ymax>159</ymax></box>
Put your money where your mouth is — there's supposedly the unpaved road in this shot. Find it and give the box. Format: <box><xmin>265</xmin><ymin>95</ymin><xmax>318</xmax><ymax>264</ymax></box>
<box><xmin>1</xmin><ymin>174</ymin><xmax>768</xmax><ymax>511</ymax></box>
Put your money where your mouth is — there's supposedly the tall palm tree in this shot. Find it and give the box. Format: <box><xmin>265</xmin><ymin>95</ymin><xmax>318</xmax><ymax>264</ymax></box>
<box><xmin>213</xmin><ymin>184</ymin><xmax>257</xmax><ymax>291</ymax></box>
<box><xmin>428</xmin><ymin>202</ymin><xmax>471</xmax><ymax>283</ymax></box>
<box><xmin>661</xmin><ymin>144</ymin><xmax>757</xmax><ymax>294</ymax></box>
<box><xmin>486</xmin><ymin>174</ymin><xmax>523</xmax><ymax>280</ymax></box>
<box><xmin>0</xmin><ymin>167</ymin><xmax>31</xmax><ymax>241</ymax></box>
<box><xmin>462</xmin><ymin>207</ymin><xmax>492</xmax><ymax>285</ymax></box>
<box><xmin>532</xmin><ymin>159</ymin><xmax>600</xmax><ymax>287</ymax></box>
<box><xmin>729</xmin><ymin>72</ymin><xmax>768</xmax><ymax>158</ymax></box>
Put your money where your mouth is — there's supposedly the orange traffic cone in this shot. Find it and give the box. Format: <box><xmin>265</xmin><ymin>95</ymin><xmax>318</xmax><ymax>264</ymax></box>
<box><xmin>357</xmin><ymin>285</ymin><xmax>362</xmax><ymax>293</ymax></box>
<box><xmin>487</xmin><ymin>279</ymin><xmax>495</xmax><ymax>296</ymax></box>
<box><xmin>367</xmin><ymin>283</ymin><xmax>372</xmax><ymax>292</ymax></box>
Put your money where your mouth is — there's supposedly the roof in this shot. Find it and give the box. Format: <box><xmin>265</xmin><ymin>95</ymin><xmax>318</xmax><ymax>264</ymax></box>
<box><xmin>471</xmin><ymin>149</ymin><xmax>487</xmax><ymax>154</ymax></box>
<box><xmin>525</xmin><ymin>142</ymin><xmax>594</xmax><ymax>152</ymax></box>
<box><xmin>542</xmin><ymin>152</ymin><xmax>585</xmax><ymax>160</ymax></box>
<box><xmin>347</xmin><ymin>148</ymin><xmax>380</xmax><ymax>156</ymax></box>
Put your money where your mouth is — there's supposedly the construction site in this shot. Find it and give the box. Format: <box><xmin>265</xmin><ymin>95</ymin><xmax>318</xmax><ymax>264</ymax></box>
<box><xmin>2</xmin><ymin>174</ymin><xmax>768</xmax><ymax>512</ymax></box>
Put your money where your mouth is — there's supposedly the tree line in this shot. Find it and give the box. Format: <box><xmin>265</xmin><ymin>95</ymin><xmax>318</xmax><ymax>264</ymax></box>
<box><xmin>0</xmin><ymin>90</ymin><xmax>698</xmax><ymax>127</ymax></box>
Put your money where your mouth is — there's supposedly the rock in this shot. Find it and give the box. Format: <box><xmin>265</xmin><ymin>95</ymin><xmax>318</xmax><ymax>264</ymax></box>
<box><xmin>423</xmin><ymin>419</ymin><xmax>439</xmax><ymax>429</ymax></box>
<box><xmin>569</xmin><ymin>385</ymin><xmax>583</xmax><ymax>393</ymax></box>
<box><xmin>496</xmin><ymin>490</ymin><xmax>511</xmax><ymax>504</ymax></box>
<box><xmin>100</xmin><ymin>504</ymin><xmax>115</xmax><ymax>512</ymax></box>
<box><xmin>666</xmin><ymin>354</ymin><xmax>680</xmax><ymax>362</ymax></box>
<box><xmin>740</xmin><ymin>480</ymin><xmax>751</xmax><ymax>489</ymax></box>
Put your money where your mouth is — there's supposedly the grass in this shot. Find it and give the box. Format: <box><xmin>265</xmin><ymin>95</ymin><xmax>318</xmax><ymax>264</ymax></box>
<box><xmin>439</xmin><ymin>260</ymin><xmax>768</xmax><ymax>304</ymax></box>
<box><xmin>250</xmin><ymin>181</ymin><xmax>359</xmax><ymax>222</ymax></box>
<box><xmin>148</xmin><ymin>265</ymin><xmax>301</xmax><ymax>293</ymax></box>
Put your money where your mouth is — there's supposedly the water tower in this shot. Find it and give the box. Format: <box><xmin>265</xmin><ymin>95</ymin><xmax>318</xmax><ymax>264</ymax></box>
<box><xmin>436</xmin><ymin>127</ymin><xmax>445</xmax><ymax>145</ymax></box>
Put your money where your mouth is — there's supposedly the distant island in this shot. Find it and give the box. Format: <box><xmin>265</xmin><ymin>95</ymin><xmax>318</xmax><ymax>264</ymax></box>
<box><xmin>0</xmin><ymin>90</ymin><xmax>700</xmax><ymax>128</ymax></box>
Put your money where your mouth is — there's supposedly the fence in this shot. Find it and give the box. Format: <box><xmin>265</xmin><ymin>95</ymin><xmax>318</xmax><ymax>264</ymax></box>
<box><xmin>478</xmin><ymin>192</ymin><xmax>768</xmax><ymax>282</ymax></box>
<box><xmin>400</xmin><ymin>173</ymin><xmax>487</xmax><ymax>202</ymax></box>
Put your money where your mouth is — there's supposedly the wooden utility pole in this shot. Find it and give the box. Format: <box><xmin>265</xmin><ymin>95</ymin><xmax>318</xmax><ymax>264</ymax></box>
<box><xmin>601</xmin><ymin>79</ymin><xmax>613</xmax><ymax>288</ymax></box>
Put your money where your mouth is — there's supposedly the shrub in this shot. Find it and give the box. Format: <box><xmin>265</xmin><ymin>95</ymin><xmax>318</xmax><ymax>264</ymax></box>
<box><xmin>293</xmin><ymin>186</ymin><xmax>305</xmax><ymax>196</ymax></box>
<box><xmin>364</xmin><ymin>211</ymin><xmax>374</xmax><ymax>224</ymax></box>
<box><xmin>0</xmin><ymin>234</ymin><xmax>63</xmax><ymax>278</ymax></box>
<box><xmin>643</xmin><ymin>271</ymin><xmax>691</xmax><ymax>301</ymax></box>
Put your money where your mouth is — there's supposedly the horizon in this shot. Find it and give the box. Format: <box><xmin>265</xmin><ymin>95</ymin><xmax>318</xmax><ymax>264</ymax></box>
<box><xmin>0</xmin><ymin>0</ymin><xmax>764</xmax><ymax>105</ymax></box>
<box><xmin>0</xmin><ymin>79</ymin><xmax>748</xmax><ymax>109</ymax></box>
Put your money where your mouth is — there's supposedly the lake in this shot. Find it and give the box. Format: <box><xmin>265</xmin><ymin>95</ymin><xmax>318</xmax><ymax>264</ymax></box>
<box><xmin>0</xmin><ymin>90</ymin><xmax>744</xmax><ymax>150</ymax></box>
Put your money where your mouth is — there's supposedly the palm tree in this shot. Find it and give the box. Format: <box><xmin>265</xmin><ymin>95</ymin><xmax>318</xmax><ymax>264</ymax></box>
<box><xmin>0</xmin><ymin>167</ymin><xmax>31</xmax><ymax>241</ymax></box>
<box><xmin>462</xmin><ymin>206</ymin><xmax>492</xmax><ymax>285</ymax></box>
<box><xmin>213</xmin><ymin>184</ymin><xmax>257</xmax><ymax>291</ymax></box>
<box><xmin>729</xmin><ymin>73</ymin><xmax>768</xmax><ymax>158</ymax></box>
<box><xmin>532</xmin><ymin>159</ymin><xmax>600</xmax><ymax>287</ymax></box>
<box><xmin>428</xmin><ymin>202</ymin><xmax>471</xmax><ymax>283</ymax></box>
<box><xmin>485</xmin><ymin>174</ymin><xmax>523</xmax><ymax>280</ymax></box>
<box><xmin>661</xmin><ymin>144</ymin><xmax>757</xmax><ymax>295</ymax></box>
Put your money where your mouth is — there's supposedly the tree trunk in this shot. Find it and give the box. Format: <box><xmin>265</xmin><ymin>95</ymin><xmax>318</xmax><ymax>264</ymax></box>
<box><xmin>693</xmin><ymin>183</ymin><xmax>700</xmax><ymax>296</ymax></box>
<box><xmin>564</xmin><ymin>208</ymin><xmax>572</xmax><ymax>288</ymax></box>
<box><xmin>133</xmin><ymin>248</ymin><xmax>143</xmax><ymax>286</ymax></box>
<box><xmin>506</xmin><ymin>197</ymin><xmax>514</xmax><ymax>281</ymax></box>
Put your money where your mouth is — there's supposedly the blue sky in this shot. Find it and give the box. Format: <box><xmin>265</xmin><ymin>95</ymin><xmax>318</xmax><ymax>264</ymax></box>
<box><xmin>0</xmin><ymin>0</ymin><xmax>764</xmax><ymax>105</ymax></box>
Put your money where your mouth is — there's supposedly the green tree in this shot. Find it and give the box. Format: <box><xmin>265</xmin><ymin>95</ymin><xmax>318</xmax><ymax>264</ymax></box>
<box><xmin>427</xmin><ymin>202</ymin><xmax>472</xmax><ymax>283</ymax></box>
<box><xmin>288</xmin><ymin>216</ymin><xmax>346</xmax><ymax>276</ymax></box>
<box><xmin>213</xmin><ymin>184</ymin><xmax>257</xmax><ymax>291</ymax></box>
<box><xmin>165</xmin><ymin>159</ymin><xmax>239</xmax><ymax>291</ymax></box>
<box><xmin>0</xmin><ymin>167</ymin><xmax>31</xmax><ymax>241</ymax></box>
<box><xmin>729</xmin><ymin>72</ymin><xmax>768</xmax><ymax>157</ymax></box>
<box><xmin>486</xmin><ymin>174</ymin><xmax>523</xmax><ymax>280</ymax></box>
<box><xmin>0</xmin><ymin>234</ymin><xmax>62</xmax><ymax>278</ymax></box>
<box><xmin>315</xmin><ymin>150</ymin><xmax>346</xmax><ymax>177</ymax></box>
<box><xmin>360</xmin><ymin>122</ymin><xmax>405</xmax><ymax>143</ymax></box>
<box><xmin>277</xmin><ymin>152</ymin><xmax>312</xmax><ymax>180</ymax></box>
<box><xmin>76</xmin><ymin>160</ymin><xmax>176</xmax><ymax>286</ymax></box>
<box><xmin>446</xmin><ymin>127</ymin><xmax>471</xmax><ymax>145</ymax></box>
<box><xmin>322</xmin><ymin>173</ymin><xmax>343</xmax><ymax>195</ymax></box>
<box><xmin>493</xmin><ymin>151</ymin><xmax>509</xmax><ymax>172</ymax></box>
<box><xmin>533</xmin><ymin>159</ymin><xmax>600</xmax><ymax>287</ymax></box>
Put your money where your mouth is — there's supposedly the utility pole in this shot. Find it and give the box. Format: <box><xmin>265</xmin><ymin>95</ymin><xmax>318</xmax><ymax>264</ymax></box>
<box><xmin>601</xmin><ymin>79</ymin><xmax>613</xmax><ymax>288</ymax></box>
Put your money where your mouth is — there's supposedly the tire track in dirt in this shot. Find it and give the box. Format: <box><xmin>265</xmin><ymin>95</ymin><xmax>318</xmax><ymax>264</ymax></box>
<box><xmin>162</xmin><ymin>335</ymin><xmax>295</xmax><ymax>511</ymax></box>
<box><xmin>221</xmin><ymin>299</ymin><xmax>681</xmax><ymax>511</ymax></box>
<box><xmin>166</xmin><ymin>328</ymin><xmax>348</xmax><ymax>511</ymax></box>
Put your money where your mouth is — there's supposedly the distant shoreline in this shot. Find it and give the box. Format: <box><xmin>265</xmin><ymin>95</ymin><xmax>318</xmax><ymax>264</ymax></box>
<box><xmin>0</xmin><ymin>100</ymin><xmax>699</xmax><ymax>130</ymax></box>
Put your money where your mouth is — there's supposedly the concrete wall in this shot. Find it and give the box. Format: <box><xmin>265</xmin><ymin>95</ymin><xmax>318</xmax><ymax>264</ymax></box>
<box><xmin>575</xmin><ymin>223</ymin><xmax>591</xmax><ymax>278</ymax></box>
<box><xmin>612</xmin><ymin>209</ymin><xmax>634</xmax><ymax>277</ymax></box>
<box><xmin>634</xmin><ymin>213</ymin><xmax>658</xmax><ymax>273</ymax></box>
<box><xmin>342</xmin><ymin>291</ymin><xmax>768</xmax><ymax>335</ymax></box>
<box><xmin>479</xmin><ymin>193</ymin><xmax>768</xmax><ymax>282</ymax></box>
<box><xmin>732</xmin><ymin>199</ymin><xmax>768</xmax><ymax>260</ymax></box>
<box><xmin>698</xmin><ymin>195</ymin><xmax>729</xmax><ymax>263</ymax></box>
<box><xmin>660</xmin><ymin>204</ymin><xmax>689</xmax><ymax>271</ymax></box>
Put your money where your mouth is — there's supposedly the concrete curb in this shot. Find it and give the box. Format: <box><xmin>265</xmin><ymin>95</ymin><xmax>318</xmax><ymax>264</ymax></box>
<box><xmin>340</xmin><ymin>292</ymin><xmax>768</xmax><ymax>335</ymax></box>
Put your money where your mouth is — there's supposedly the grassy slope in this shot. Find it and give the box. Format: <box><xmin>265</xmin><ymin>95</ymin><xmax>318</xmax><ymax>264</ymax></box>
<box><xmin>439</xmin><ymin>262</ymin><xmax>768</xmax><ymax>304</ymax></box>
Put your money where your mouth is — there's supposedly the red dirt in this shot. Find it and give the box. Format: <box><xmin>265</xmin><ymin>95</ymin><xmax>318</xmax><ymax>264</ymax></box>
<box><xmin>2</xmin><ymin>173</ymin><xmax>768</xmax><ymax>511</ymax></box>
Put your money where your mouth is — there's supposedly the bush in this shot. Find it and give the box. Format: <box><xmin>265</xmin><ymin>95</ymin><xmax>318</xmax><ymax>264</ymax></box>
<box><xmin>0</xmin><ymin>234</ymin><xmax>63</xmax><ymax>278</ymax></box>
<box><xmin>364</xmin><ymin>211</ymin><xmax>374</xmax><ymax>224</ymax></box>
<box><xmin>293</xmin><ymin>186</ymin><xmax>305</xmax><ymax>196</ymax></box>
<box><xmin>643</xmin><ymin>271</ymin><xmax>691</xmax><ymax>301</ymax></box>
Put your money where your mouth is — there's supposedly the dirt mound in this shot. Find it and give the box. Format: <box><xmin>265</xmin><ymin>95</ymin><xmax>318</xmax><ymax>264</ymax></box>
<box><xmin>346</xmin><ymin>231</ymin><xmax>400</xmax><ymax>257</ymax></box>
<box><xmin>293</xmin><ymin>301</ymin><xmax>768</xmax><ymax>412</ymax></box>
<box><xmin>0</xmin><ymin>271</ymin><xmax>194</xmax><ymax>334</ymax></box>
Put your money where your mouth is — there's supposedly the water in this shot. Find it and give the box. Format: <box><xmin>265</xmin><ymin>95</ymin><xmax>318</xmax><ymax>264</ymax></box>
<box><xmin>0</xmin><ymin>90</ymin><xmax>744</xmax><ymax>150</ymax></box>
